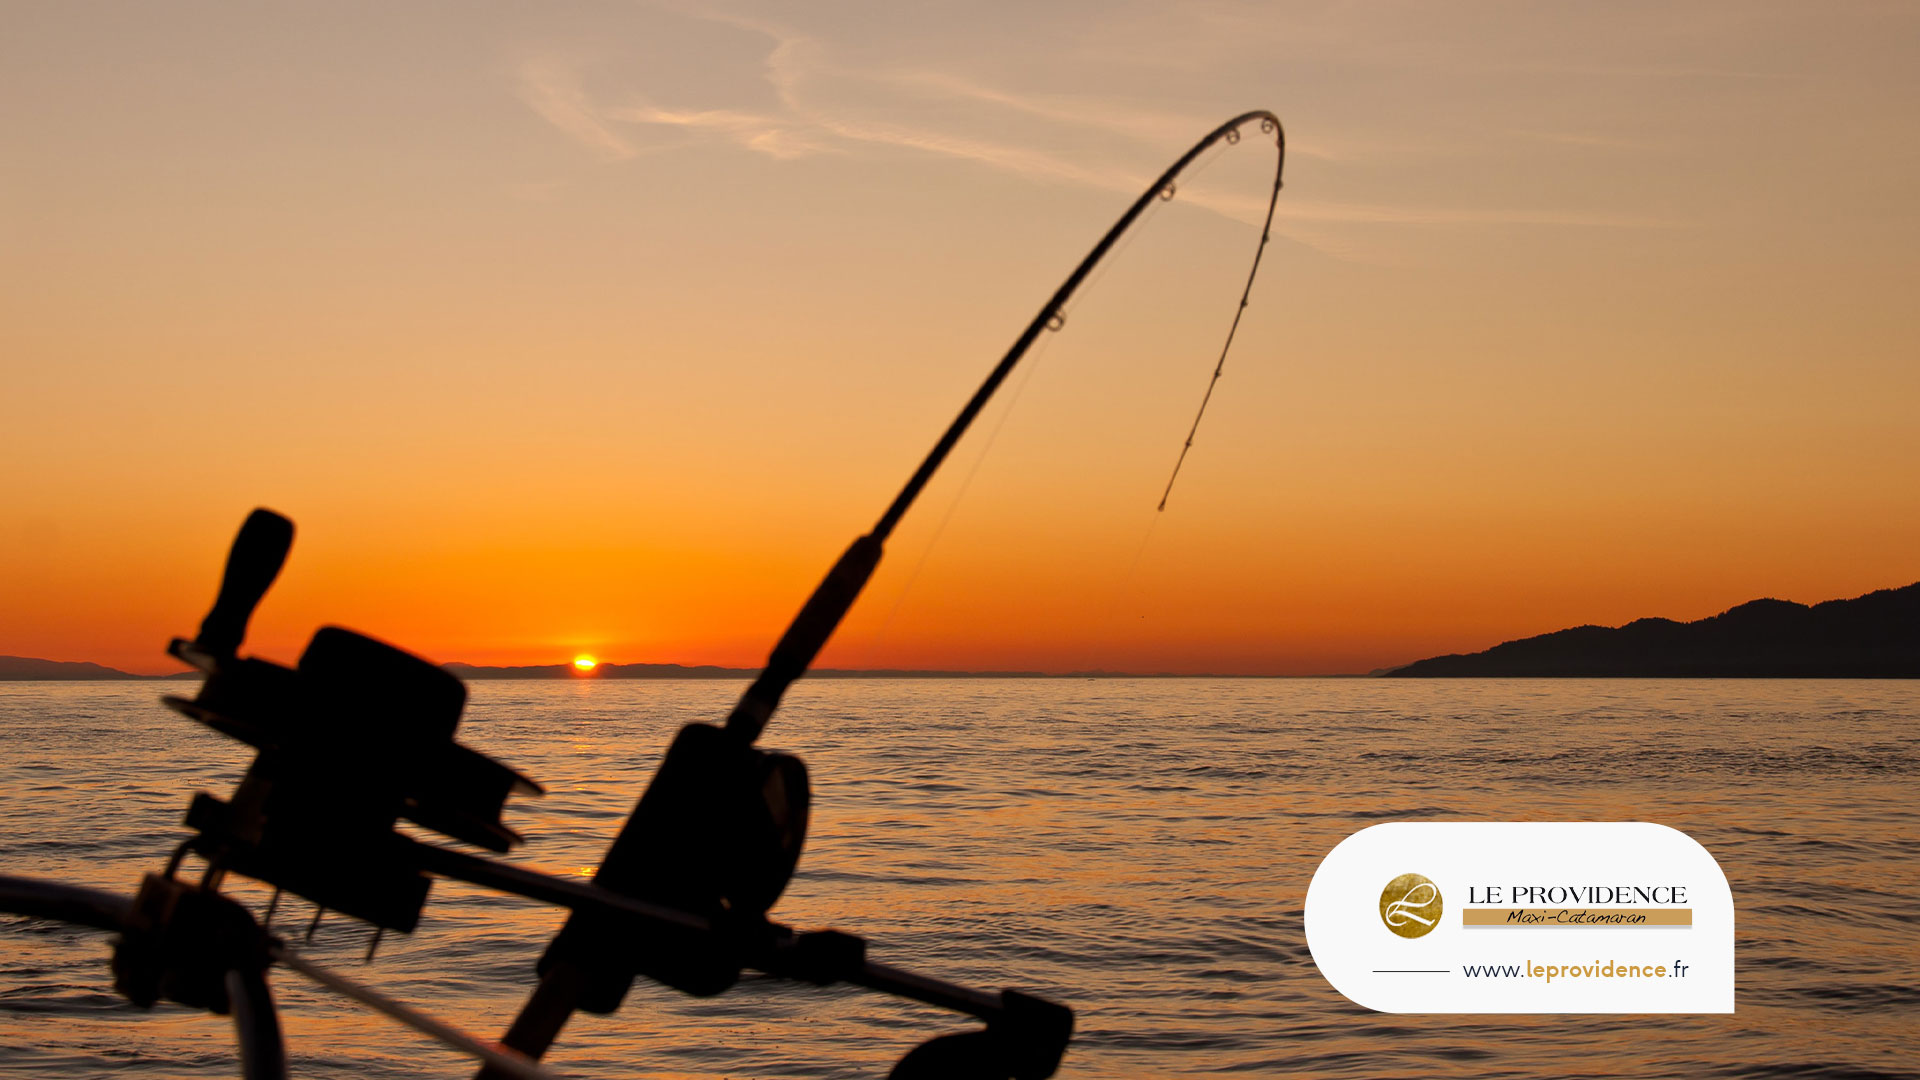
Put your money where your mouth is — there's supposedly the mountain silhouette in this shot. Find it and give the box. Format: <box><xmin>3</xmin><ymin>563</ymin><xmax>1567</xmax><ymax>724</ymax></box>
<box><xmin>1388</xmin><ymin>583</ymin><xmax>1920</xmax><ymax>676</ymax></box>
<box><xmin>0</xmin><ymin>656</ymin><xmax>148</xmax><ymax>680</ymax></box>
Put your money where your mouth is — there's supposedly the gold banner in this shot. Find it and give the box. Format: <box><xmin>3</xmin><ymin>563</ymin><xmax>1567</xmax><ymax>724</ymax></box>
<box><xmin>1462</xmin><ymin>907</ymin><xmax>1692</xmax><ymax>927</ymax></box>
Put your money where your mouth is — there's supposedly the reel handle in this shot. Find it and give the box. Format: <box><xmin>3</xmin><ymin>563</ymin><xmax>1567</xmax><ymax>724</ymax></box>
<box><xmin>196</xmin><ymin>508</ymin><xmax>294</xmax><ymax>656</ymax></box>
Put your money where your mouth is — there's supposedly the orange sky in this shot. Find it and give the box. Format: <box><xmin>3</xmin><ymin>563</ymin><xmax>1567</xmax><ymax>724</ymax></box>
<box><xmin>4</xmin><ymin>2</ymin><xmax>1918</xmax><ymax>675</ymax></box>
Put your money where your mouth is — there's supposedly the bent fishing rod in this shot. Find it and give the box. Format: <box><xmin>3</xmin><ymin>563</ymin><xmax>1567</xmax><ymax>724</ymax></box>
<box><xmin>0</xmin><ymin>110</ymin><xmax>1285</xmax><ymax>1080</ymax></box>
<box><xmin>490</xmin><ymin>108</ymin><xmax>1286</xmax><ymax>1076</ymax></box>
<box><xmin>727</xmin><ymin>108</ymin><xmax>1286</xmax><ymax>745</ymax></box>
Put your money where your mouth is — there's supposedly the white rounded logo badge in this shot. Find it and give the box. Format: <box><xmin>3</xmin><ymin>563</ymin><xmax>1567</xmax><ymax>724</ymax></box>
<box><xmin>1306</xmin><ymin>822</ymin><xmax>1734</xmax><ymax>1013</ymax></box>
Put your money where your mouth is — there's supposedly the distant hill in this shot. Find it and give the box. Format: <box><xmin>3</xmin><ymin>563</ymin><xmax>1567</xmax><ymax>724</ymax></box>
<box><xmin>1388</xmin><ymin>583</ymin><xmax>1920</xmax><ymax>677</ymax></box>
<box><xmin>0</xmin><ymin>656</ymin><xmax>148</xmax><ymax>680</ymax></box>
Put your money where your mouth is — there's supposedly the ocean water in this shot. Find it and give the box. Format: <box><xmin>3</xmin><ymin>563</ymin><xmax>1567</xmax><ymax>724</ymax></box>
<box><xmin>0</xmin><ymin>678</ymin><xmax>1914</xmax><ymax>1079</ymax></box>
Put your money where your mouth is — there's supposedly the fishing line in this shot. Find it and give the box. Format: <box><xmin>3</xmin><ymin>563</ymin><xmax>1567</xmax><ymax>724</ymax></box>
<box><xmin>865</xmin><ymin>323</ymin><xmax>1062</xmax><ymax>652</ymax></box>
<box><xmin>1084</xmin><ymin>134</ymin><xmax>1252</xmax><ymax>666</ymax></box>
<box><xmin>1081</xmin><ymin>455</ymin><xmax>1181</xmax><ymax>675</ymax></box>
<box><xmin>869</xmin><ymin>180</ymin><xmax>1179</xmax><ymax>651</ymax></box>
<box><xmin>863</xmin><ymin>135</ymin><xmax>1254</xmax><ymax>656</ymax></box>
<box><xmin>1118</xmin><ymin>504</ymin><xmax>1164</xmax><ymax>602</ymax></box>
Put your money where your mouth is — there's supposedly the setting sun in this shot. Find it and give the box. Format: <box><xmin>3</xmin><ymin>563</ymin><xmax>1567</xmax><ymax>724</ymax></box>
<box><xmin>572</xmin><ymin>655</ymin><xmax>598</xmax><ymax>673</ymax></box>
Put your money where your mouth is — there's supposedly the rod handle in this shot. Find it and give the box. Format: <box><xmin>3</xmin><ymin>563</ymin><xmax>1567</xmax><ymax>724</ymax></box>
<box><xmin>196</xmin><ymin>508</ymin><xmax>294</xmax><ymax>656</ymax></box>
<box><xmin>726</xmin><ymin>533</ymin><xmax>882</xmax><ymax>743</ymax></box>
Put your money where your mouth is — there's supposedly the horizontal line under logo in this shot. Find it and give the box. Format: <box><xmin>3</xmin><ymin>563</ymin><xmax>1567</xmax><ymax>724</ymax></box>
<box><xmin>1462</xmin><ymin>907</ymin><xmax>1692</xmax><ymax>927</ymax></box>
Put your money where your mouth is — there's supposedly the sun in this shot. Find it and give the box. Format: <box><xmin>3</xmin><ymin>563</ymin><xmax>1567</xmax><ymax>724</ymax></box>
<box><xmin>572</xmin><ymin>655</ymin><xmax>598</xmax><ymax>673</ymax></box>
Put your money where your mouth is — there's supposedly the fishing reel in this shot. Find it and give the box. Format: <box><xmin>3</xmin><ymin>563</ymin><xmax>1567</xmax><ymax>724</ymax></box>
<box><xmin>161</xmin><ymin>508</ymin><xmax>542</xmax><ymax>932</ymax></box>
<box><xmin>534</xmin><ymin>719</ymin><xmax>810</xmax><ymax>1005</ymax></box>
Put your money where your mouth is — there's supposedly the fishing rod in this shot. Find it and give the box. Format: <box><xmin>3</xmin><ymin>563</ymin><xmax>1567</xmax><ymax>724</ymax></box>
<box><xmin>0</xmin><ymin>110</ymin><xmax>1285</xmax><ymax>1080</ymax></box>
<box><xmin>726</xmin><ymin>108</ymin><xmax>1285</xmax><ymax>746</ymax></box>
<box><xmin>490</xmin><ymin>109</ymin><xmax>1286</xmax><ymax>1077</ymax></box>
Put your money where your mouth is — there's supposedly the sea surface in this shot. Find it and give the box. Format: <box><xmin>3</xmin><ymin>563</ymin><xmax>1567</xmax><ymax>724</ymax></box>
<box><xmin>1</xmin><ymin>679</ymin><xmax>1914</xmax><ymax>1079</ymax></box>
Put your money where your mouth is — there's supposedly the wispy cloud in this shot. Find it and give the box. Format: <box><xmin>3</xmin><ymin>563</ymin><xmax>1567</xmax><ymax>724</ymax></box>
<box><xmin>757</xmin><ymin>35</ymin><xmax>1149</xmax><ymax>196</ymax></box>
<box><xmin>517</xmin><ymin>56</ymin><xmax>643</xmax><ymax>161</ymax></box>
<box><xmin>604</xmin><ymin>102</ymin><xmax>826</xmax><ymax>160</ymax></box>
<box><xmin>517</xmin><ymin>15</ymin><xmax>1261</xmax><ymax>202</ymax></box>
<box><xmin>515</xmin><ymin>25</ymin><xmax>1170</xmax><ymax>195</ymax></box>
<box><xmin>863</xmin><ymin>67</ymin><xmax>1210</xmax><ymax>148</ymax></box>
<box><xmin>512</xmin><ymin>8</ymin><xmax>1680</xmax><ymax>261</ymax></box>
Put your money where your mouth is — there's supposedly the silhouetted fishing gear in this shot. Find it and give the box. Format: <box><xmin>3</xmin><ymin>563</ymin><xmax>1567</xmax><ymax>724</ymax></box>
<box><xmin>161</xmin><ymin>508</ymin><xmax>546</xmax><ymax>930</ymax></box>
<box><xmin>0</xmin><ymin>506</ymin><xmax>1066</xmax><ymax>1077</ymax></box>
<box><xmin>492</xmin><ymin>110</ymin><xmax>1285</xmax><ymax>1080</ymax></box>
<box><xmin>0</xmin><ymin>109</ymin><xmax>1285</xmax><ymax>1080</ymax></box>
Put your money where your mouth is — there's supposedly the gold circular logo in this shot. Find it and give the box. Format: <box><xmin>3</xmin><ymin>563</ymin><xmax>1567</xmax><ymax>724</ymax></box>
<box><xmin>1379</xmin><ymin>873</ymin><xmax>1443</xmax><ymax>938</ymax></box>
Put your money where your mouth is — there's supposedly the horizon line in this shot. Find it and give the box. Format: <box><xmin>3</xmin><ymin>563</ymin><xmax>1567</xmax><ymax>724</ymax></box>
<box><xmin>0</xmin><ymin>654</ymin><xmax>1384</xmax><ymax>681</ymax></box>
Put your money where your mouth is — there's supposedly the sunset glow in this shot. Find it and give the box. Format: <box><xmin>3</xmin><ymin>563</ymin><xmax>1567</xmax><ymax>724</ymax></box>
<box><xmin>573</xmin><ymin>656</ymin><xmax>598</xmax><ymax>673</ymax></box>
<box><xmin>3</xmin><ymin>4</ymin><xmax>1916</xmax><ymax>676</ymax></box>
